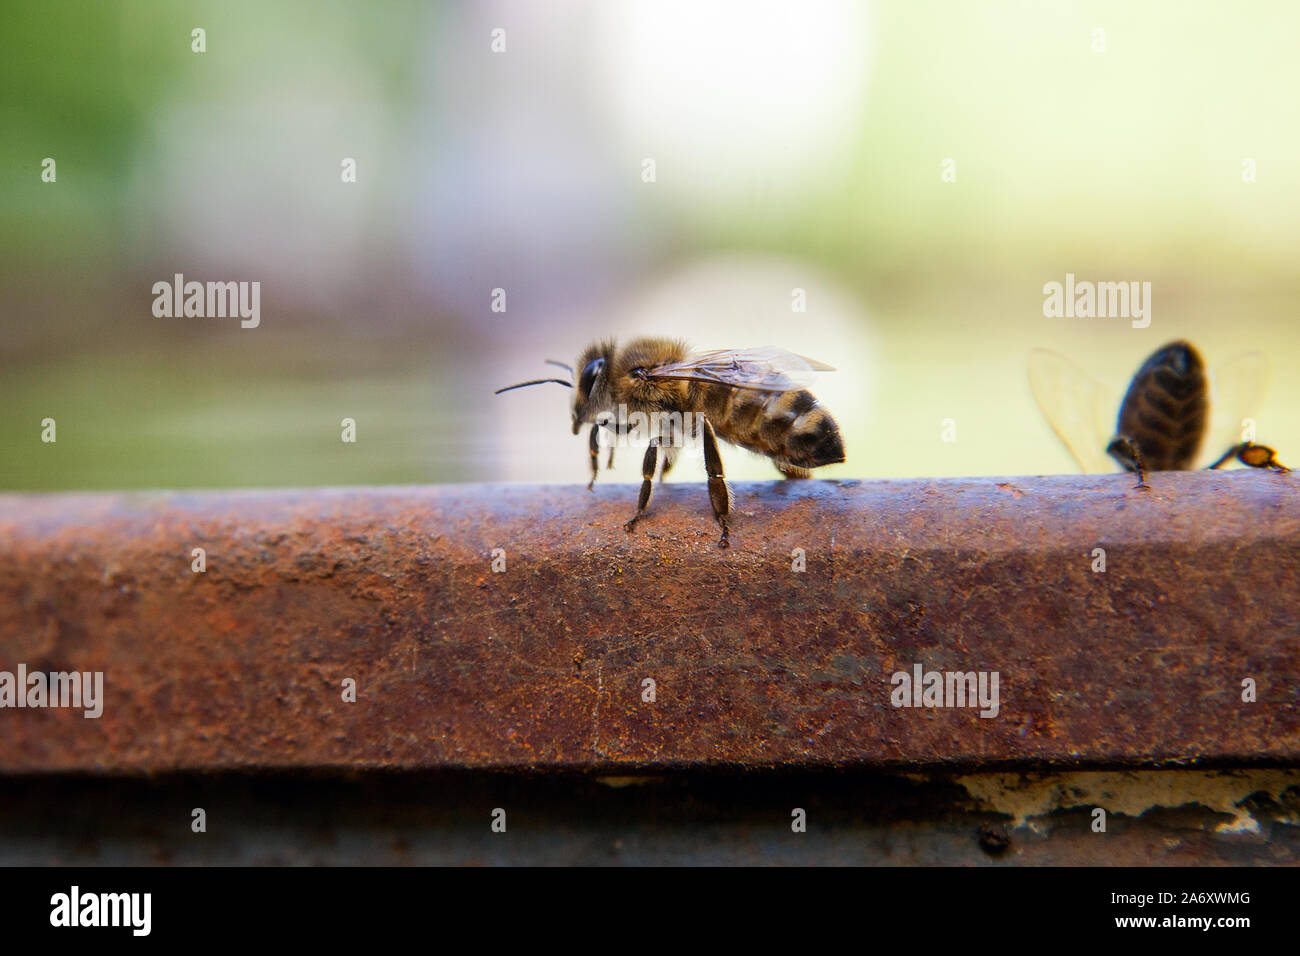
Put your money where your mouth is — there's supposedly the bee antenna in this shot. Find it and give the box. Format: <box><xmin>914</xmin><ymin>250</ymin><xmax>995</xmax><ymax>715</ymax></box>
<box><xmin>544</xmin><ymin>359</ymin><xmax>574</xmax><ymax>375</ymax></box>
<box><xmin>494</xmin><ymin>378</ymin><xmax>575</xmax><ymax>395</ymax></box>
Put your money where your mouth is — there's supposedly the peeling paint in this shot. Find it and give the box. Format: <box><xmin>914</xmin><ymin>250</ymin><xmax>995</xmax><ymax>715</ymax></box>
<box><xmin>954</xmin><ymin>769</ymin><xmax>1300</xmax><ymax>833</ymax></box>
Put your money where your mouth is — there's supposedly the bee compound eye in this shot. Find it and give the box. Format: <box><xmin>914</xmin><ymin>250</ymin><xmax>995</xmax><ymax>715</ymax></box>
<box><xmin>579</xmin><ymin>358</ymin><xmax>604</xmax><ymax>396</ymax></box>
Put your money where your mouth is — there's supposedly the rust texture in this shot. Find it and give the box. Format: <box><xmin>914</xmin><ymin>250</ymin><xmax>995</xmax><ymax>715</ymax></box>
<box><xmin>0</xmin><ymin>471</ymin><xmax>1296</xmax><ymax>773</ymax></box>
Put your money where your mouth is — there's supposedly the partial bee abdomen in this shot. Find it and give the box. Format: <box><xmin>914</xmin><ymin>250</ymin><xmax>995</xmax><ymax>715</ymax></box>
<box><xmin>778</xmin><ymin>390</ymin><xmax>845</xmax><ymax>467</ymax></box>
<box><xmin>1114</xmin><ymin>340</ymin><xmax>1208</xmax><ymax>471</ymax></box>
<box><xmin>705</xmin><ymin>385</ymin><xmax>845</xmax><ymax>469</ymax></box>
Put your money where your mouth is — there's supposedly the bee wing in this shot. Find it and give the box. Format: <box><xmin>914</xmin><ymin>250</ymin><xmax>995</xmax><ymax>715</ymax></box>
<box><xmin>646</xmin><ymin>347</ymin><xmax>835</xmax><ymax>392</ymax></box>
<box><xmin>1199</xmin><ymin>351</ymin><xmax>1269</xmax><ymax>467</ymax></box>
<box><xmin>1027</xmin><ymin>349</ymin><xmax>1118</xmax><ymax>474</ymax></box>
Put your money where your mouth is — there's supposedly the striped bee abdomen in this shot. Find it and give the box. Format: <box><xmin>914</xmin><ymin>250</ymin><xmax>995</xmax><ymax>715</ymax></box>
<box><xmin>1114</xmin><ymin>340</ymin><xmax>1208</xmax><ymax>471</ymax></box>
<box><xmin>700</xmin><ymin>384</ymin><xmax>845</xmax><ymax>470</ymax></box>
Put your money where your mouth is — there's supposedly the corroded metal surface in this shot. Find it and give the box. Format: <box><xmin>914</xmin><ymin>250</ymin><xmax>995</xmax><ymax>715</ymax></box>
<box><xmin>0</xmin><ymin>472</ymin><xmax>1296</xmax><ymax>772</ymax></box>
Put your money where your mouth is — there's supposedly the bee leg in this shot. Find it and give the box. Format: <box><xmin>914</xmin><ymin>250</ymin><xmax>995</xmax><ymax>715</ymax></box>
<box><xmin>658</xmin><ymin>418</ymin><xmax>678</xmax><ymax>484</ymax></box>
<box><xmin>701</xmin><ymin>419</ymin><xmax>732</xmax><ymax>548</ymax></box>
<box><xmin>659</xmin><ymin>447</ymin><xmax>677</xmax><ymax>483</ymax></box>
<box><xmin>1251</xmin><ymin>446</ymin><xmax>1291</xmax><ymax>473</ymax></box>
<box><xmin>587</xmin><ymin>424</ymin><xmax>601</xmax><ymax>490</ymax></box>
<box><xmin>1107</xmin><ymin>436</ymin><xmax>1150</xmax><ymax>490</ymax></box>
<box><xmin>1206</xmin><ymin>444</ymin><xmax>1238</xmax><ymax>469</ymax></box>
<box><xmin>624</xmin><ymin>438</ymin><xmax>661</xmax><ymax>533</ymax></box>
<box><xmin>1212</xmin><ymin>442</ymin><xmax>1291</xmax><ymax>473</ymax></box>
<box><xmin>776</xmin><ymin>461</ymin><xmax>812</xmax><ymax>479</ymax></box>
<box><xmin>606</xmin><ymin>445</ymin><xmax>615</xmax><ymax>470</ymax></box>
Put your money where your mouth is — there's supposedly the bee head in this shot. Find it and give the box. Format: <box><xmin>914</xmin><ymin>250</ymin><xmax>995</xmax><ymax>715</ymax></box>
<box><xmin>571</xmin><ymin>339</ymin><xmax>616</xmax><ymax>434</ymax></box>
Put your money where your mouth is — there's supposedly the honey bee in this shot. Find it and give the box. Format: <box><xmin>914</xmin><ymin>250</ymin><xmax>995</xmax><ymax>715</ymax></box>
<box><xmin>496</xmin><ymin>337</ymin><xmax>845</xmax><ymax>547</ymax></box>
<box><xmin>1029</xmin><ymin>339</ymin><xmax>1288</xmax><ymax>487</ymax></box>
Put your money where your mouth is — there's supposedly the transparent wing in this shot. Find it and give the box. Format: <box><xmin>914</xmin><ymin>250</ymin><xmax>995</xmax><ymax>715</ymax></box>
<box><xmin>1199</xmin><ymin>351</ymin><xmax>1269</xmax><ymax>467</ymax></box>
<box><xmin>646</xmin><ymin>347</ymin><xmax>835</xmax><ymax>392</ymax></box>
<box><xmin>1027</xmin><ymin>349</ymin><xmax>1117</xmax><ymax>474</ymax></box>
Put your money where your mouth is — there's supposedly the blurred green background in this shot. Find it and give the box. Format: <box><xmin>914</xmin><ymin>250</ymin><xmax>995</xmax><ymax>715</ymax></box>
<box><xmin>3</xmin><ymin>0</ymin><xmax>1298</xmax><ymax>490</ymax></box>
